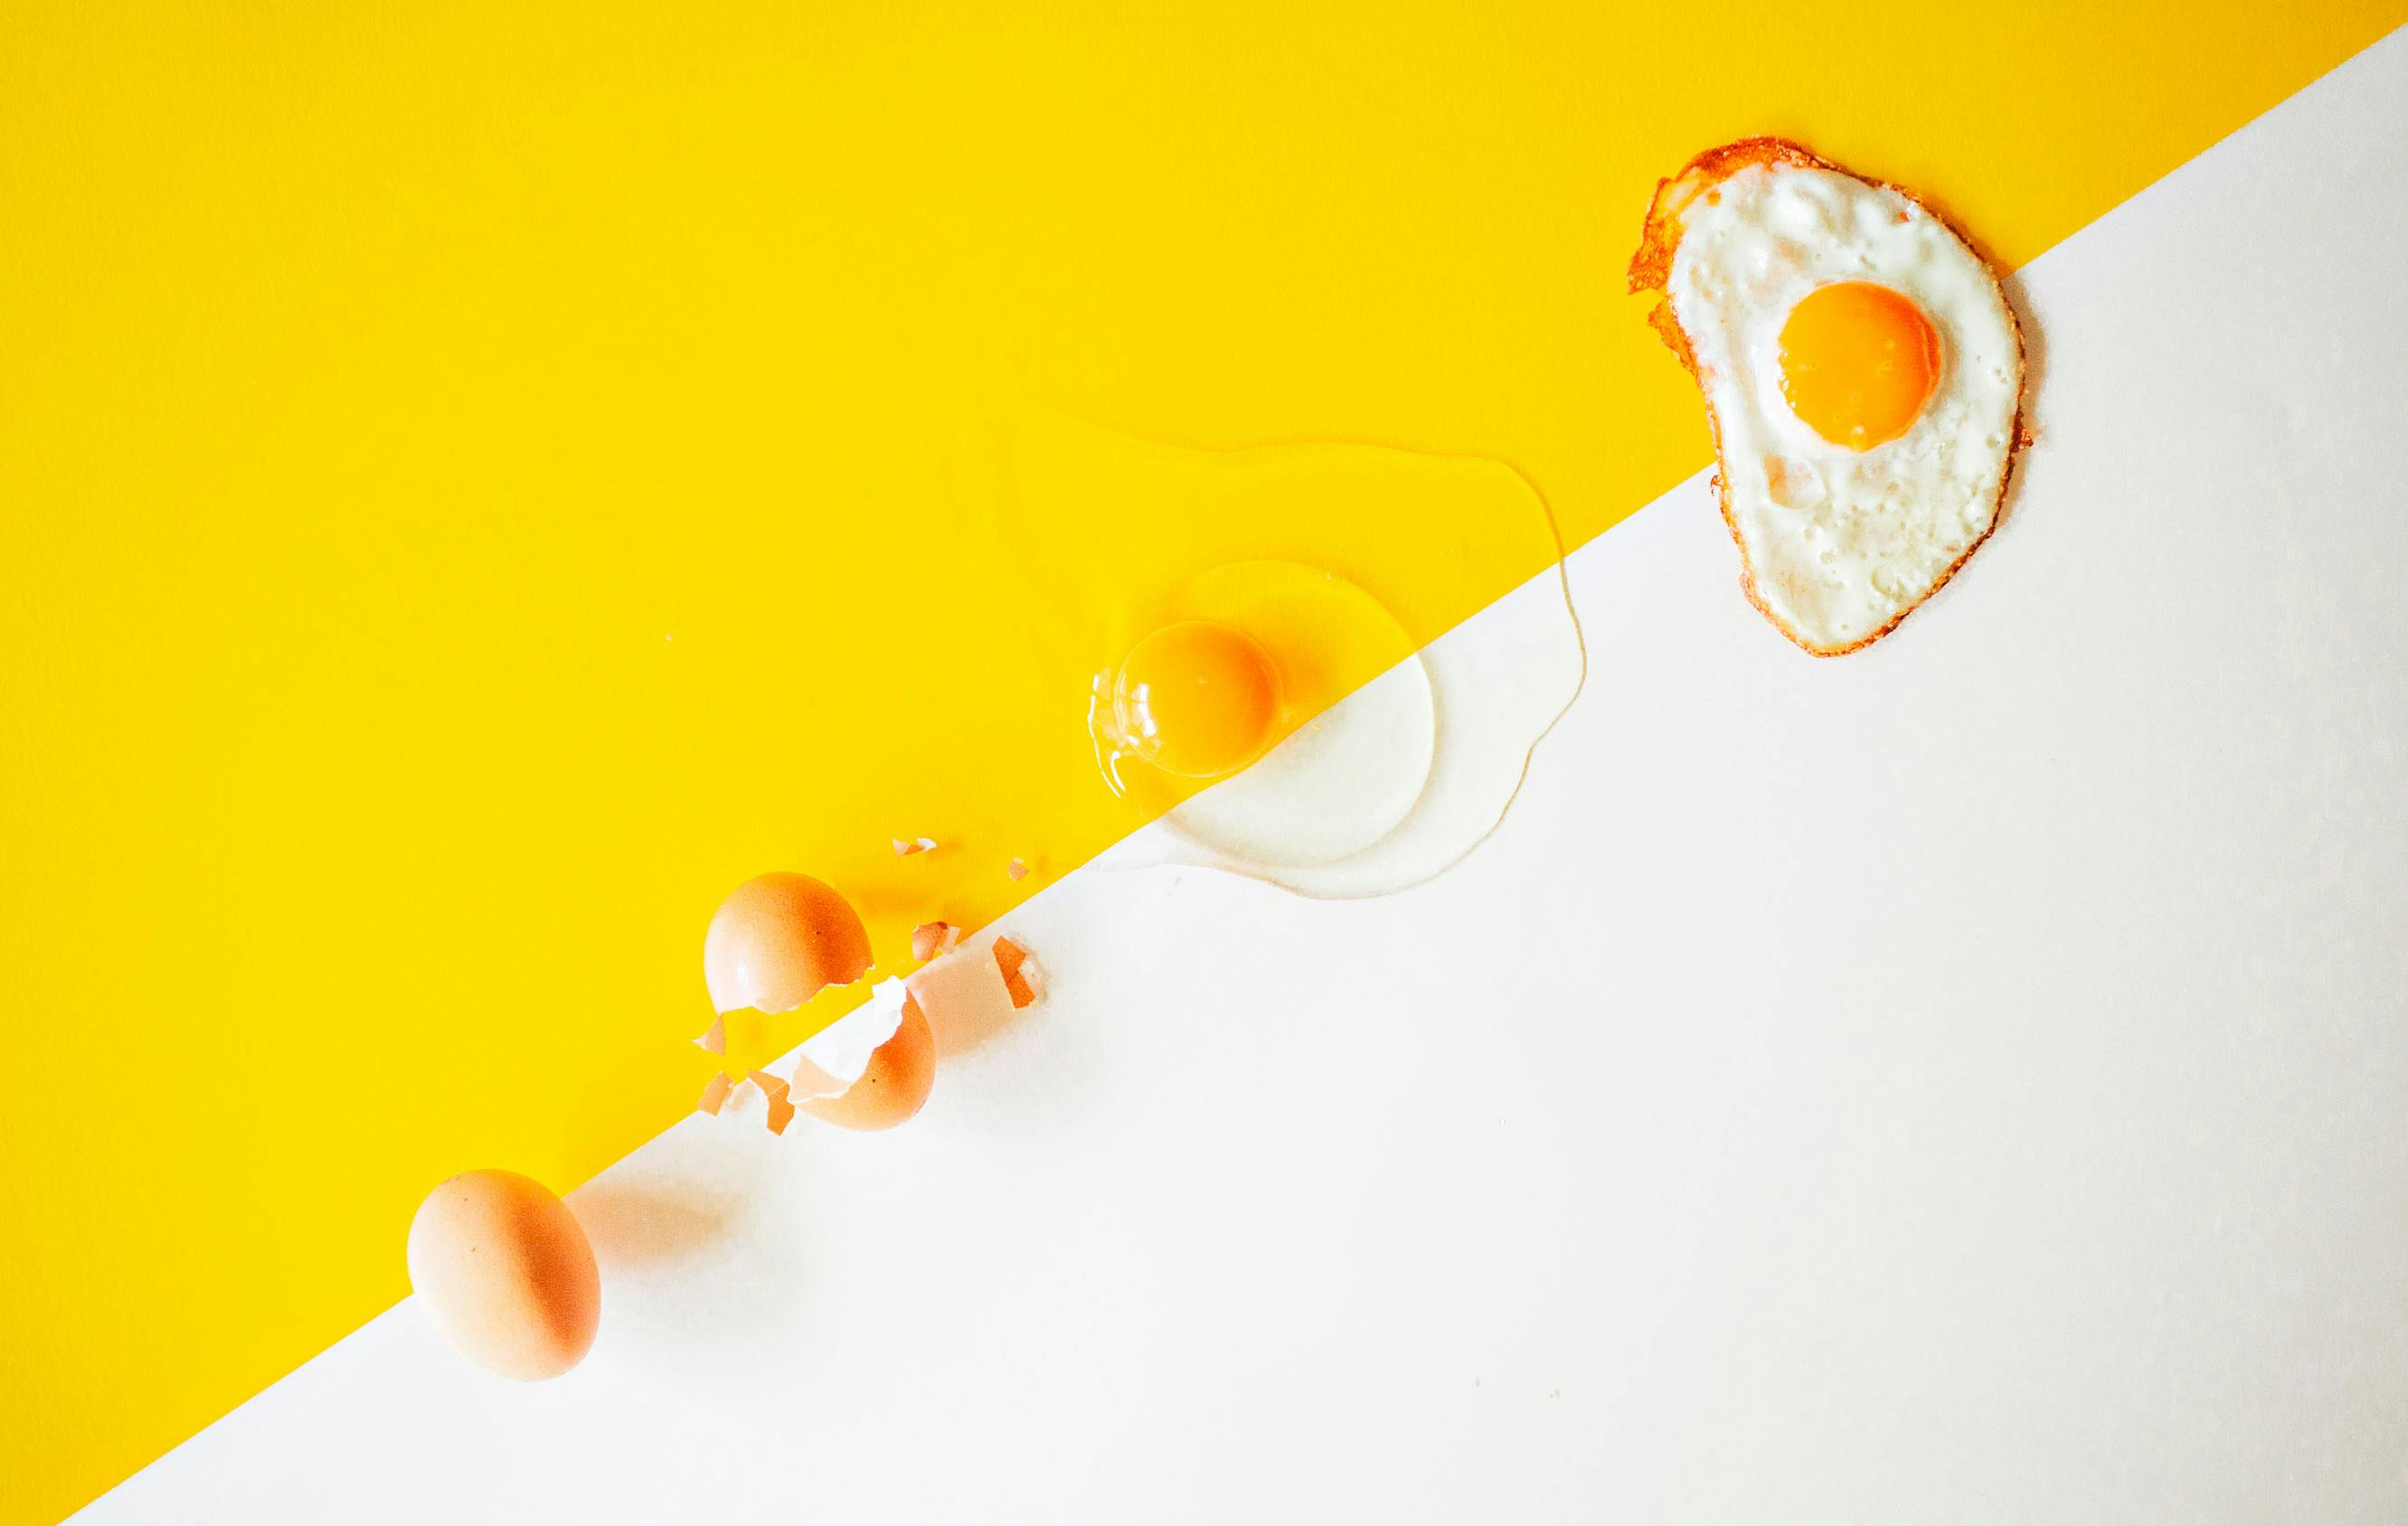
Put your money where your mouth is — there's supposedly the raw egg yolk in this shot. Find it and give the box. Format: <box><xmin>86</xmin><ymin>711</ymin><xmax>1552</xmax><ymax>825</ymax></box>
<box><xmin>1778</xmin><ymin>280</ymin><xmax>1941</xmax><ymax>450</ymax></box>
<box><xmin>1112</xmin><ymin>620</ymin><xmax>1281</xmax><ymax>779</ymax></box>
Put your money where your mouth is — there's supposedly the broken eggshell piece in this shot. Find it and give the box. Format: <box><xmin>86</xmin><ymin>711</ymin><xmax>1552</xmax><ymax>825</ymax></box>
<box><xmin>779</xmin><ymin>977</ymin><xmax>937</xmax><ymax>1132</ymax></box>
<box><xmin>911</xmin><ymin>920</ymin><xmax>961</xmax><ymax>962</ymax></box>
<box><xmin>991</xmin><ymin>937</ymin><xmax>1040</xmax><ymax>1011</ymax></box>
<box><xmin>905</xmin><ymin>929</ymin><xmax>1045</xmax><ymax>1058</ymax></box>
<box><xmin>748</xmin><ymin>1069</ymin><xmax>798</xmax><ymax>1136</ymax></box>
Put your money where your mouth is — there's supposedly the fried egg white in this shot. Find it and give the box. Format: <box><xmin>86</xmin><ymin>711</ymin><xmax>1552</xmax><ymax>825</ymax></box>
<box><xmin>1630</xmin><ymin>139</ymin><xmax>2026</xmax><ymax>655</ymax></box>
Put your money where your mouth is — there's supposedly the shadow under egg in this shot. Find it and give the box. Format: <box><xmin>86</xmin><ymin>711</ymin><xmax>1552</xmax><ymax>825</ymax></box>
<box><xmin>571</xmin><ymin>1178</ymin><xmax>741</xmax><ymax>1270</ymax></box>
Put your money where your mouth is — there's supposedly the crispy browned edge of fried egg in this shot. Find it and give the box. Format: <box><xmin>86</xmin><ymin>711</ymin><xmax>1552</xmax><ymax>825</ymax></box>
<box><xmin>1626</xmin><ymin>137</ymin><xmax>2031</xmax><ymax>658</ymax></box>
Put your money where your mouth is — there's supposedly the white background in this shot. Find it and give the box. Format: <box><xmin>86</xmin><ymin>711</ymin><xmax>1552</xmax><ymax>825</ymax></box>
<box><xmin>81</xmin><ymin>31</ymin><xmax>2408</xmax><ymax>1525</ymax></box>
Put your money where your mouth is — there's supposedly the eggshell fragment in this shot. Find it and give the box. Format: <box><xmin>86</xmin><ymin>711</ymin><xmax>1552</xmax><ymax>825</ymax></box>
<box><xmin>704</xmin><ymin>871</ymin><xmax>873</xmax><ymax>1015</ymax></box>
<box><xmin>798</xmin><ymin>992</ymin><xmax>936</xmax><ymax>1132</ymax></box>
<box><xmin>892</xmin><ymin>836</ymin><xmax>938</xmax><ymax>856</ymax></box>
<box><xmin>790</xmin><ymin>979</ymin><xmax>908</xmax><ymax>1093</ymax></box>
<box><xmin>992</xmin><ymin>936</ymin><xmax>1039</xmax><ymax>1010</ymax></box>
<box><xmin>787</xmin><ymin>1051</ymin><xmax>850</xmax><ymax>1100</ymax></box>
<box><xmin>406</xmin><ymin>1170</ymin><xmax>600</xmax><ymax>1381</ymax></box>
<box><xmin>1006</xmin><ymin>858</ymin><xmax>1030</xmax><ymax>881</ymax></box>
<box><xmin>911</xmin><ymin>920</ymin><xmax>960</xmax><ymax>962</ymax></box>
<box><xmin>697</xmin><ymin>1071</ymin><xmax>733</xmax><ymax>1116</ymax></box>
<box><xmin>694</xmin><ymin>1015</ymin><xmax>726</xmax><ymax>1054</ymax></box>
<box><xmin>907</xmin><ymin>933</ymin><xmax>1040</xmax><ymax>1055</ymax></box>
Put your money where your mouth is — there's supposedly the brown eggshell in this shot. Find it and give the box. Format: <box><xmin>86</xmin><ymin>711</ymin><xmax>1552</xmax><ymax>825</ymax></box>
<box><xmin>911</xmin><ymin>920</ymin><xmax>960</xmax><ymax>963</ymax></box>
<box><xmin>798</xmin><ymin>993</ymin><xmax>936</xmax><ymax>1131</ymax></box>
<box><xmin>703</xmin><ymin>871</ymin><xmax>873</xmax><ymax>1015</ymax></box>
<box><xmin>406</xmin><ymin>1169</ymin><xmax>600</xmax><ymax>1381</ymax></box>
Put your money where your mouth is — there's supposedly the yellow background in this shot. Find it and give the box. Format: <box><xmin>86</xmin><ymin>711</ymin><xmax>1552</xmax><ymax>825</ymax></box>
<box><xmin>3</xmin><ymin>4</ymin><xmax>2398</xmax><ymax>1520</ymax></box>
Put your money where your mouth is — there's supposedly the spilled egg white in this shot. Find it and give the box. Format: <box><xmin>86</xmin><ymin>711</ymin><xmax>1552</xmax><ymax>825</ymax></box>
<box><xmin>1640</xmin><ymin>142</ymin><xmax>2025</xmax><ymax>655</ymax></box>
<box><xmin>1096</xmin><ymin>563</ymin><xmax>1582</xmax><ymax>899</ymax></box>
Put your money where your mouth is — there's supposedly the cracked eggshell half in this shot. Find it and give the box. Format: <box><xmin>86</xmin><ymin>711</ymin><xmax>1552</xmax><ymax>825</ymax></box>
<box><xmin>788</xmin><ymin>977</ymin><xmax>937</xmax><ymax>1132</ymax></box>
<box><xmin>703</xmin><ymin>871</ymin><xmax>873</xmax><ymax>1015</ymax></box>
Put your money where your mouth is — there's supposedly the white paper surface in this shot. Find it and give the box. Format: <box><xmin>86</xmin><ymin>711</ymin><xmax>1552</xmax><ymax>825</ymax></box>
<box><xmin>78</xmin><ymin>29</ymin><xmax>2408</xmax><ymax>1526</ymax></box>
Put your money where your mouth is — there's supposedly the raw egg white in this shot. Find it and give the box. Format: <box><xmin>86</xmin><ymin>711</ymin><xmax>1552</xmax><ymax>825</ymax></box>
<box><xmin>1091</xmin><ymin>560</ymin><xmax>1433</xmax><ymax>871</ymax></box>
<box><xmin>407</xmin><ymin>1170</ymin><xmax>600</xmax><ymax>1380</ymax></box>
<box><xmin>1091</xmin><ymin>555</ymin><xmax>1581</xmax><ymax>899</ymax></box>
<box><xmin>977</xmin><ymin>415</ymin><xmax>1583</xmax><ymax>900</ymax></box>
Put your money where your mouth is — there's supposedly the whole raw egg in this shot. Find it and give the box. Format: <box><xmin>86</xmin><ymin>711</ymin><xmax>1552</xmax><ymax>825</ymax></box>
<box><xmin>406</xmin><ymin>1169</ymin><xmax>600</xmax><ymax>1380</ymax></box>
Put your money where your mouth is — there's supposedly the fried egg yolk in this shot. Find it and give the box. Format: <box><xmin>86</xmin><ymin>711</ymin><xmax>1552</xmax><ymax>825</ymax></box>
<box><xmin>1109</xmin><ymin>619</ymin><xmax>1282</xmax><ymax>780</ymax></box>
<box><xmin>1777</xmin><ymin>280</ymin><xmax>1941</xmax><ymax>450</ymax></box>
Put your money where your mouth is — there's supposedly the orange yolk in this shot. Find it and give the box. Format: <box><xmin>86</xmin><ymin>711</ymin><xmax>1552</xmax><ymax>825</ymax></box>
<box><xmin>1111</xmin><ymin>619</ymin><xmax>1281</xmax><ymax>779</ymax></box>
<box><xmin>1777</xmin><ymin>280</ymin><xmax>1941</xmax><ymax>450</ymax></box>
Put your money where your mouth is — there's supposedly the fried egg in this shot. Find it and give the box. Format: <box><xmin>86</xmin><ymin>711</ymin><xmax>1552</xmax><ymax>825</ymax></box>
<box><xmin>1629</xmin><ymin>139</ymin><xmax>2026</xmax><ymax>655</ymax></box>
